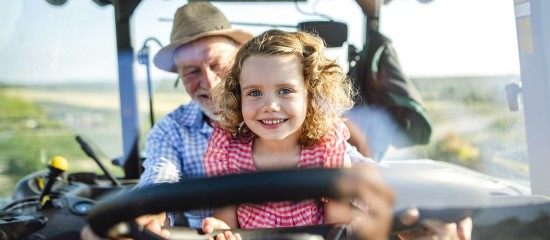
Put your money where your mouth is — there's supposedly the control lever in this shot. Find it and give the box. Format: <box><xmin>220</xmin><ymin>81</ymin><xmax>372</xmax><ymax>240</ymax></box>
<box><xmin>39</xmin><ymin>156</ymin><xmax>68</xmax><ymax>209</ymax></box>
<box><xmin>76</xmin><ymin>135</ymin><xmax>122</xmax><ymax>186</ymax></box>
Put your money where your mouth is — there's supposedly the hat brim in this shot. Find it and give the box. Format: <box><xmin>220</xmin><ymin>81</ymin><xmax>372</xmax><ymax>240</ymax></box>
<box><xmin>153</xmin><ymin>29</ymin><xmax>254</xmax><ymax>73</ymax></box>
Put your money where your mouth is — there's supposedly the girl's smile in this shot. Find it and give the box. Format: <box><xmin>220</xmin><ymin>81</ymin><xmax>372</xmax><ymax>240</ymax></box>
<box><xmin>240</xmin><ymin>55</ymin><xmax>308</xmax><ymax>145</ymax></box>
<box><xmin>258</xmin><ymin>118</ymin><xmax>288</xmax><ymax>129</ymax></box>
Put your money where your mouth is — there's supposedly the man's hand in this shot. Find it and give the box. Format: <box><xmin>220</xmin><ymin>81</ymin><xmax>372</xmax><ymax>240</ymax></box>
<box><xmin>135</xmin><ymin>212</ymin><xmax>170</xmax><ymax>238</ymax></box>
<box><xmin>347</xmin><ymin>163</ymin><xmax>396</xmax><ymax>240</ymax></box>
<box><xmin>80</xmin><ymin>213</ymin><xmax>169</xmax><ymax>240</ymax></box>
<box><xmin>397</xmin><ymin>213</ymin><xmax>473</xmax><ymax>240</ymax></box>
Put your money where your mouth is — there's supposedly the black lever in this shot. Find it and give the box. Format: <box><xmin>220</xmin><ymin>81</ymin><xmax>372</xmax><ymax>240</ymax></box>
<box><xmin>39</xmin><ymin>156</ymin><xmax>68</xmax><ymax>209</ymax></box>
<box><xmin>76</xmin><ymin>135</ymin><xmax>122</xmax><ymax>186</ymax></box>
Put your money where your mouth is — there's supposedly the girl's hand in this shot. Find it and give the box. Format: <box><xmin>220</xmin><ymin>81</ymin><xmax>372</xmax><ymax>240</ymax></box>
<box><xmin>202</xmin><ymin>217</ymin><xmax>240</xmax><ymax>240</ymax></box>
<box><xmin>208</xmin><ymin>231</ymin><xmax>242</xmax><ymax>240</ymax></box>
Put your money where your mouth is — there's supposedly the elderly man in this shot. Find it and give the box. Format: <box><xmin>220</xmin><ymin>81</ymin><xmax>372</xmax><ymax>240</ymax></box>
<box><xmin>138</xmin><ymin>2</ymin><xmax>254</xmax><ymax>229</ymax></box>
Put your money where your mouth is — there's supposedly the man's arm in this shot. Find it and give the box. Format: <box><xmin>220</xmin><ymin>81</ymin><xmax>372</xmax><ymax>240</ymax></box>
<box><xmin>139</xmin><ymin>120</ymin><xmax>183</xmax><ymax>188</ymax></box>
<box><xmin>355</xmin><ymin>0</ymin><xmax>380</xmax><ymax>17</ymax></box>
<box><xmin>345</xmin><ymin>120</ymin><xmax>373</xmax><ymax>158</ymax></box>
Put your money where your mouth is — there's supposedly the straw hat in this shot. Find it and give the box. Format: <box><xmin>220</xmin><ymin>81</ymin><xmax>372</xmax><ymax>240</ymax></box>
<box><xmin>153</xmin><ymin>2</ymin><xmax>254</xmax><ymax>72</ymax></box>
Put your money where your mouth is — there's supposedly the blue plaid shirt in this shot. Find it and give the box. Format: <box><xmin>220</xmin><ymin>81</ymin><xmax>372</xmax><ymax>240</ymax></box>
<box><xmin>139</xmin><ymin>101</ymin><xmax>214</xmax><ymax>229</ymax></box>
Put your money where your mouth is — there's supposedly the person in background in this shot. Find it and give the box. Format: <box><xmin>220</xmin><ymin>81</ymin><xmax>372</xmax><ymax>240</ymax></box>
<box><xmin>348</xmin><ymin>1</ymin><xmax>471</xmax><ymax>240</ymax></box>
<box><xmin>347</xmin><ymin>0</ymin><xmax>432</xmax><ymax>161</ymax></box>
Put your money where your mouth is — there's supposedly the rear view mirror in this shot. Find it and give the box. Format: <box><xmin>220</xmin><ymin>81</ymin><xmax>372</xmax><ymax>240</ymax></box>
<box><xmin>298</xmin><ymin>21</ymin><xmax>348</xmax><ymax>48</ymax></box>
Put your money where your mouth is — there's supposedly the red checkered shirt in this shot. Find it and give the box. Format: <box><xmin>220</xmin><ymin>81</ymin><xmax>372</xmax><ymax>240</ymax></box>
<box><xmin>204</xmin><ymin>122</ymin><xmax>350</xmax><ymax>229</ymax></box>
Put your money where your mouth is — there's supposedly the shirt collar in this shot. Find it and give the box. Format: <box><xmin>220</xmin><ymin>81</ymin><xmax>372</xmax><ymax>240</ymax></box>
<box><xmin>183</xmin><ymin>101</ymin><xmax>214</xmax><ymax>133</ymax></box>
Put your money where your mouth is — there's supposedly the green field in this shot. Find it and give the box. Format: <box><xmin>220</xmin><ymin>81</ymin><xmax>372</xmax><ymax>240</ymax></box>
<box><xmin>0</xmin><ymin>85</ymin><xmax>191</xmax><ymax>198</ymax></box>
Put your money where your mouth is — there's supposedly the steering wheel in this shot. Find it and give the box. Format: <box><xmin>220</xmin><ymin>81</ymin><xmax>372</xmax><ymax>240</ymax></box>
<box><xmin>87</xmin><ymin>167</ymin><xmax>488</xmax><ymax>240</ymax></box>
<box><xmin>88</xmin><ymin>168</ymin><xmax>356</xmax><ymax>239</ymax></box>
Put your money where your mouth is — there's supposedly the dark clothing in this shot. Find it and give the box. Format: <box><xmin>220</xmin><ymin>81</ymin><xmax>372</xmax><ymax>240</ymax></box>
<box><xmin>348</xmin><ymin>30</ymin><xmax>432</xmax><ymax>148</ymax></box>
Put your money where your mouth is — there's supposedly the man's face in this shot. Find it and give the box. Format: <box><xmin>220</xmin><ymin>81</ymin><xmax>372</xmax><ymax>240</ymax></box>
<box><xmin>174</xmin><ymin>36</ymin><xmax>239</xmax><ymax>121</ymax></box>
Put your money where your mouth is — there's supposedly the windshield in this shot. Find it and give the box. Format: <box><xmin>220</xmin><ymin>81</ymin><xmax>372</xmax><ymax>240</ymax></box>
<box><xmin>379</xmin><ymin>1</ymin><xmax>526</xmax><ymax>187</ymax></box>
<box><xmin>0</xmin><ymin>0</ymin><xmax>527</xmax><ymax>199</ymax></box>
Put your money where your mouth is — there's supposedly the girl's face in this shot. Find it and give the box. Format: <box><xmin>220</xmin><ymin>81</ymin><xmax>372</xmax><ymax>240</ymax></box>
<box><xmin>240</xmin><ymin>55</ymin><xmax>308</xmax><ymax>144</ymax></box>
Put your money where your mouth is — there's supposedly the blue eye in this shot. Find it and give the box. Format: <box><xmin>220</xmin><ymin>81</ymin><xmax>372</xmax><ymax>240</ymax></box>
<box><xmin>248</xmin><ymin>90</ymin><xmax>261</xmax><ymax>96</ymax></box>
<box><xmin>278</xmin><ymin>88</ymin><xmax>293</xmax><ymax>94</ymax></box>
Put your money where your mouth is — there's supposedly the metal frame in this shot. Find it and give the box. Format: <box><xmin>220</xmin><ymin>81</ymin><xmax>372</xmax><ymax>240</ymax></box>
<box><xmin>514</xmin><ymin>0</ymin><xmax>550</xmax><ymax>195</ymax></box>
<box><xmin>112</xmin><ymin>0</ymin><xmax>142</xmax><ymax>179</ymax></box>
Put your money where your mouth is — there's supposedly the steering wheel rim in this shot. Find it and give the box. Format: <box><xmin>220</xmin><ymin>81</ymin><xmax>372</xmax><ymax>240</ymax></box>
<box><xmin>87</xmin><ymin>168</ymin><xmax>354</xmax><ymax>238</ymax></box>
<box><xmin>87</xmin><ymin>167</ymin><xmax>489</xmax><ymax>239</ymax></box>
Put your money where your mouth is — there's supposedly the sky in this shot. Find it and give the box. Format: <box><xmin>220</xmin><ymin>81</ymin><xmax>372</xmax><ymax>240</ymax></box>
<box><xmin>0</xmin><ymin>0</ymin><xmax>520</xmax><ymax>84</ymax></box>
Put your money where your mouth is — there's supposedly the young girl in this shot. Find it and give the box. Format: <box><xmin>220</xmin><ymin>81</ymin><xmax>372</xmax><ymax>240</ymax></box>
<box><xmin>202</xmin><ymin>29</ymin><xmax>356</xmax><ymax>233</ymax></box>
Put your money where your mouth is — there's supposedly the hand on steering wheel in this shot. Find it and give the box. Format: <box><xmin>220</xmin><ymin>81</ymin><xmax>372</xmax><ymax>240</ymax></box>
<box><xmin>81</xmin><ymin>213</ymin><xmax>170</xmax><ymax>240</ymax></box>
<box><xmin>202</xmin><ymin>217</ymin><xmax>241</xmax><ymax>240</ymax></box>
<box><xmin>396</xmin><ymin>209</ymin><xmax>472</xmax><ymax>240</ymax></box>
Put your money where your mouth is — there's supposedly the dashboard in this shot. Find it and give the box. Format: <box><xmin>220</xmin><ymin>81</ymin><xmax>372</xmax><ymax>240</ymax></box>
<box><xmin>0</xmin><ymin>169</ymin><xmax>130</xmax><ymax>240</ymax></box>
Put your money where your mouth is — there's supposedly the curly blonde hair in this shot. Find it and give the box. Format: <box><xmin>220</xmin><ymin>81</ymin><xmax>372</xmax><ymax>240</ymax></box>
<box><xmin>215</xmin><ymin>29</ymin><xmax>355</xmax><ymax>147</ymax></box>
